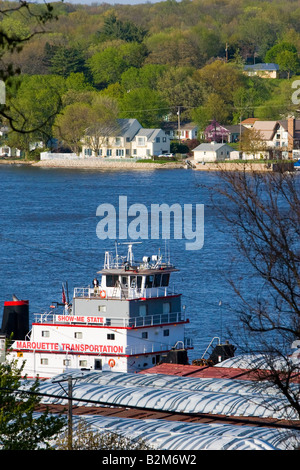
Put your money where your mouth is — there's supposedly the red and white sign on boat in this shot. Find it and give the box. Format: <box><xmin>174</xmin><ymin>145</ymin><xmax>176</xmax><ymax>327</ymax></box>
<box><xmin>5</xmin><ymin>243</ymin><xmax>192</xmax><ymax>378</ymax></box>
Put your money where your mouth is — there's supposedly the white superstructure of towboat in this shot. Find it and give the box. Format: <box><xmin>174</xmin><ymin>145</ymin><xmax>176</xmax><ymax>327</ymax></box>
<box><xmin>2</xmin><ymin>244</ymin><xmax>192</xmax><ymax>378</ymax></box>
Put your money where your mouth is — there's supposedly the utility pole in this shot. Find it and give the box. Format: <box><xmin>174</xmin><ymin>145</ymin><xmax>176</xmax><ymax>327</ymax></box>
<box><xmin>53</xmin><ymin>375</ymin><xmax>76</xmax><ymax>450</ymax></box>
<box><xmin>68</xmin><ymin>377</ymin><xmax>73</xmax><ymax>451</ymax></box>
<box><xmin>225</xmin><ymin>42</ymin><xmax>228</xmax><ymax>63</ymax></box>
<box><xmin>177</xmin><ymin>106</ymin><xmax>181</xmax><ymax>143</ymax></box>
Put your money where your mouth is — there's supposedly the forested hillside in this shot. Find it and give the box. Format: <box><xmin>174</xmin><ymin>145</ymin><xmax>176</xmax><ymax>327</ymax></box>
<box><xmin>1</xmin><ymin>0</ymin><xmax>300</xmax><ymax>153</ymax></box>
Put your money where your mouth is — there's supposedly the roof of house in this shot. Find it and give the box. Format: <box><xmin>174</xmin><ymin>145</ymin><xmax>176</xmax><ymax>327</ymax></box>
<box><xmin>244</xmin><ymin>63</ymin><xmax>279</xmax><ymax>71</ymax></box>
<box><xmin>253</xmin><ymin>120</ymin><xmax>278</xmax><ymax>140</ymax></box>
<box><xmin>161</xmin><ymin>121</ymin><xmax>197</xmax><ymax>131</ymax></box>
<box><xmin>135</xmin><ymin>128</ymin><xmax>161</xmax><ymax>141</ymax></box>
<box><xmin>193</xmin><ymin>142</ymin><xmax>234</xmax><ymax>152</ymax></box>
<box><xmin>241</xmin><ymin>118</ymin><xmax>260</xmax><ymax>125</ymax></box>
<box><xmin>117</xmin><ymin>118</ymin><xmax>141</xmax><ymax>136</ymax></box>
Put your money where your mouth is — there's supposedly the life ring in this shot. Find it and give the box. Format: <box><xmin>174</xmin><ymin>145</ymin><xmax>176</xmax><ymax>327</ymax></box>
<box><xmin>108</xmin><ymin>359</ymin><xmax>115</xmax><ymax>368</ymax></box>
<box><xmin>100</xmin><ymin>290</ymin><xmax>106</xmax><ymax>298</ymax></box>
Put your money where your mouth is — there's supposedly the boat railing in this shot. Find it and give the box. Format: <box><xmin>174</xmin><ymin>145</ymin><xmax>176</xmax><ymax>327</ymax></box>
<box><xmin>73</xmin><ymin>285</ymin><xmax>177</xmax><ymax>299</ymax></box>
<box><xmin>33</xmin><ymin>310</ymin><xmax>187</xmax><ymax>328</ymax></box>
<box><xmin>124</xmin><ymin>337</ymin><xmax>192</xmax><ymax>355</ymax></box>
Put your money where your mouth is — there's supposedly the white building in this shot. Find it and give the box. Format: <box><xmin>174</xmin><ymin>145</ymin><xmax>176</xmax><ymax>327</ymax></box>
<box><xmin>82</xmin><ymin>119</ymin><xmax>170</xmax><ymax>159</ymax></box>
<box><xmin>193</xmin><ymin>142</ymin><xmax>234</xmax><ymax>162</ymax></box>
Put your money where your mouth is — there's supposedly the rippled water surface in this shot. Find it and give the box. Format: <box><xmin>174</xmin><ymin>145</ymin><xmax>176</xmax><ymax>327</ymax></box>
<box><xmin>0</xmin><ymin>164</ymin><xmax>262</xmax><ymax>359</ymax></box>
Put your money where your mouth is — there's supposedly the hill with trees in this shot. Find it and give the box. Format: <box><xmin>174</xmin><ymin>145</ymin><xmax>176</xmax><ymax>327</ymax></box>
<box><xmin>1</xmin><ymin>0</ymin><xmax>300</xmax><ymax>153</ymax></box>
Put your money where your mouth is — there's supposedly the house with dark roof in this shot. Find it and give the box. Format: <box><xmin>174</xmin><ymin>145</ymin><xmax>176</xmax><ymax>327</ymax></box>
<box><xmin>161</xmin><ymin>121</ymin><xmax>198</xmax><ymax>141</ymax></box>
<box><xmin>204</xmin><ymin>120</ymin><xmax>245</xmax><ymax>143</ymax></box>
<box><xmin>243</xmin><ymin>63</ymin><xmax>280</xmax><ymax>79</ymax></box>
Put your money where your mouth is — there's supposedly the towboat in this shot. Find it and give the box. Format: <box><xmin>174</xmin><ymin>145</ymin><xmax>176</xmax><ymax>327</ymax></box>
<box><xmin>1</xmin><ymin>244</ymin><xmax>195</xmax><ymax>378</ymax></box>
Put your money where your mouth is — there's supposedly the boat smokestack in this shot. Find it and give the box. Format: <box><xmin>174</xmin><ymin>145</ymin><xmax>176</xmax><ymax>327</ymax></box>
<box><xmin>1</xmin><ymin>297</ymin><xmax>29</xmax><ymax>340</ymax></box>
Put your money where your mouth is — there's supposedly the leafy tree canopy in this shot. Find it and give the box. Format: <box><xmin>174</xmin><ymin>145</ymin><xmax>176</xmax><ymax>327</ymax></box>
<box><xmin>0</xmin><ymin>360</ymin><xmax>64</xmax><ymax>450</ymax></box>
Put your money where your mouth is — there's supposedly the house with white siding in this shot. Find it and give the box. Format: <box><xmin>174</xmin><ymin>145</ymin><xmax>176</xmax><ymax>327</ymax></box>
<box><xmin>193</xmin><ymin>142</ymin><xmax>234</xmax><ymax>162</ymax></box>
<box><xmin>81</xmin><ymin>119</ymin><xmax>170</xmax><ymax>159</ymax></box>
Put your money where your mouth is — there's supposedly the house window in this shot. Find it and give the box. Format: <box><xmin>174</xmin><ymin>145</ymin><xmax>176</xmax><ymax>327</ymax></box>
<box><xmin>133</xmin><ymin>149</ymin><xmax>137</xmax><ymax>155</ymax></box>
<box><xmin>116</xmin><ymin>149</ymin><xmax>124</xmax><ymax>157</ymax></box>
<box><xmin>146</xmin><ymin>149</ymin><xmax>150</xmax><ymax>156</ymax></box>
<box><xmin>163</xmin><ymin>137</ymin><xmax>166</xmax><ymax>142</ymax></box>
<box><xmin>74</xmin><ymin>332</ymin><xmax>83</xmax><ymax>339</ymax></box>
<box><xmin>126</xmin><ymin>149</ymin><xmax>130</xmax><ymax>156</ymax></box>
<box><xmin>107</xmin><ymin>333</ymin><xmax>115</xmax><ymax>340</ymax></box>
<box><xmin>126</xmin><ymin>137</ymin><xmax>130</xmax><ymax>142</ymax></box>
<box><xmin>137</xmin><ymin>137</ymin><xmax>145</xmax><ymax>146</ymax></box>
<box><xmin>84</xmin><ymin>148</ymin><xmax>92</xmax><ymax>156</ymax></box>
<box><xmin>156</xmin><ymin>137</ymin><xmax>160</xmax><ymax>143</ymax></box>
<box><xmin>115</xmin><ymin>137</ymin><xmax>121</xmax><ymax>146</ymax></box>
<box><xmin>106</xmin><ymin>149</ymin><xmax>112</xmax><ymax>157</ymax></box>
<box><xmin>97</xmin><ymin>149</ymin><xmax>102</xmax><ymax>156</ymax></box>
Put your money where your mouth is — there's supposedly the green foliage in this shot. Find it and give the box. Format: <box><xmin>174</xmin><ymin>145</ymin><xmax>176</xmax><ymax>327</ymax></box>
<box><xmin>119</xmin><ymin>87</ymin><xmax>168</xmax><ymax>128</ymax></box>
<box><xmin>98</xmin><ymin>13</ymin><xmax>147</xmax><ymax>43</ymax></box>
<box><xmin>88</xmin><ymin>42</ymin><xmax>147</xmax><ymax>88</ymax></box>
<box><xmin>0</xmin><ymin>360</ymin><xmax>64</xmax><ymax>450</ymax></box>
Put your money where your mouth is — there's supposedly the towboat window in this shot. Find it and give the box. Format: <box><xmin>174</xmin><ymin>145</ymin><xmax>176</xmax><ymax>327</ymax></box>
<box><xmin>41</xmin><ymin>358</ymin><xmax>48</xmax><ymax>365</ymax></box>
<box><xmin>121</xmin><ymin>276</ymin><xmax>128</xmax><ymax>287</ymax></box>
<box><xmin>63</xmin><ymin>359</ymin><xmax>71</xmax><ymax>366</ymax></box>
<box><xmin>154</xmin><ymin>274</ymin><xmax>161</xmax><ymax>287</ymax></box>
<box><xmin>129</xmin><ymin>276</ymin><xmax>142</xmax><ymax>288</ymax></box>
<box><xmin>107</xmin><ymin>333</ymin><xmax>115</xmax><ymax>340</ymax></box>
<box><xmin>74</xmin><ymin>332</ymin><xmax>83</xmax><ymax>339</ymax></box>
<box><xmin>163</xmin><ymin>329</ymin><xmax>170</xmax><ymax>336</ymax></box>
<box><xmin>163</xmin><ymin>302</ymin><xmax>170</xmax><ymax>313</ymax></box>
<box><xmin>42</xmin><ymin>330</ymin><xmax>50</xmax><ymax>337</ymax></box>
<box><xmin>106</xmin><ymin>275</ymin><xmax>119</xmax><ymax>287</ymax></box>
<box><xmin>98</xmin><ymin>305</ymin><xmax>106</xmax><ymax>313</ymax></box>
<box><xmin>145</xmin><ymin>275</ymin><xmax>154</xmax><ymax>288</ymax></box>
<box><xmin>161</xmin><ymin>273</ymin><xmax>170</xmax><ymax>286</ymax></box>
<box><xmin>79</xmin><ymin>360</ymin><xmax>87</xmax><ymax>367</ymax></box>
<box><xmin>139</xmin><ymin>304</ymin><xmax>147</xmax><ymax>317</ymax></box>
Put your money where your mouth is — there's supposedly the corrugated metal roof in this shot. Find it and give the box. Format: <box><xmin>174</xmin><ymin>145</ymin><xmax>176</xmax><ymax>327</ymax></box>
<box><xmin>72</xmin><ymin>414</ymin><xmax>299</xmax><ymax>450</ymax></box>
<box><xmin>27</xmin><ymin>370</ymin><xmax>299</xmax><ymax>421</ymax></box>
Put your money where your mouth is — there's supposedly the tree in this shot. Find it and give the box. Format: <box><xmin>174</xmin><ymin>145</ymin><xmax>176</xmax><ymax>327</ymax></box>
<box><xmin>97</xmin><ymin>13</ymin><xmax>147</xmax><ymax>43</ymax></box>
<box><xmin>55</xmin><ymin>418</ymin><xmax>150</xmax><ymax>450</ymax></box>
<box><xmin>6</xmin><ymin>74</ymin><xmax>66</xmax><ymax>152</ymax></box>
<box><xmin>0</xmin><ymin>360</ymin><xmax>64</xmax><ymax>450</ymax></box>
<box><xmin>53</xmin><ymin>102</ymin><xmax>94</xmax><ymax>153</ymax></box>
<box><xmin>0</xmin><ymin>0</ymin><xmax>62</xmax><ymax>134</ymax></box>
<box><xmin>119</xmin><ymin>87</ymin><xmax>168</xmax><ymax>128</ymax></box>
<box><xmin>265</xmin><ymin>41</ymin><xmax>298</xmax><ymax>63</ymax></box>
<box><xmin>83</xmin><ymin>95</ymin><xmax>120</xmax><ymax>155</ymax></box>
<box><xmin>88</xmin><ymin>42</ymin><xmax>147</xmax><ymax>88</ymax></box>
<box><xmin>238</xmin><ymin>127</ymin><xmax>267</xmax><ymax>157</ymax></box>
<box><xmin>211</xmin><ymin>169</ymin><xmax>300</xmax><ymax>419</ymax></box>
<box><xmin>276</xmin><ymin>50</ymin><xmax>299</xmax><ymax>79</ymax></box>
<box><xmin>50</xmin><ymin>45</ymin><xmax>87</xmax><ymax>78</ymax></box>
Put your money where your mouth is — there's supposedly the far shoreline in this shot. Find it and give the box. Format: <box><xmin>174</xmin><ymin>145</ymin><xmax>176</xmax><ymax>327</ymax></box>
<box><xmin>0</xmin><ymin>158</ymin><xmax>295</xmax><ymax>172</ymax></box>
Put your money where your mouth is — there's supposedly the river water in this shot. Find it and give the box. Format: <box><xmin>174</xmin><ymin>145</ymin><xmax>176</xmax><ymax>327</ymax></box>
<box><xmin>0</xmin><ymin>164</ymin><xmax>261</xmax><ymax>360</ymax></box>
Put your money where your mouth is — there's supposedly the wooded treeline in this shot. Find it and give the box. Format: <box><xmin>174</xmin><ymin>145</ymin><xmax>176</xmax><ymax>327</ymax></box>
<box><xmin>1</xmin><ymin>0</ymin><xmax>300</xmax><ymax>153</ymax></box>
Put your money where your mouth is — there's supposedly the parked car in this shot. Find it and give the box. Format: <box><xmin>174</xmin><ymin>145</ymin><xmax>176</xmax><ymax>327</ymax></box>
<box><xmin>158</xmin><ymin>153</ymin><xmax>174</xmax><ymax>158</ymax></box>
<box><xmin>294</xmin><ymin>159</ymin><xmax>300</xmax><ymax>170</ymax></box>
